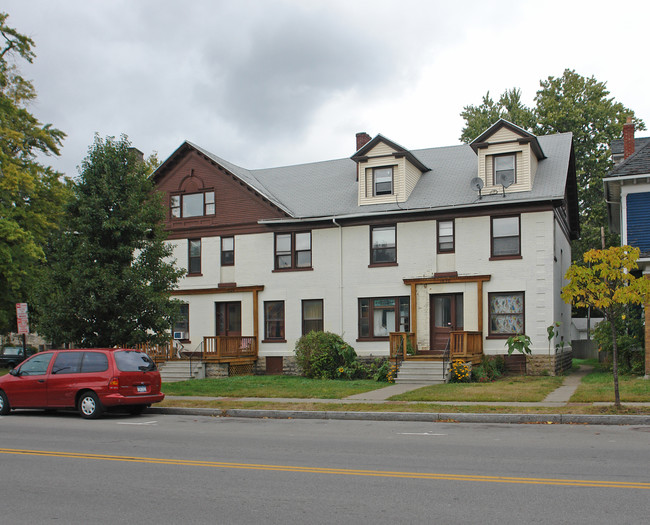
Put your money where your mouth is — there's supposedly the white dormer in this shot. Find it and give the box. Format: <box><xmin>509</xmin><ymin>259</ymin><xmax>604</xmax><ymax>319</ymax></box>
<box><xmin>470</xmin><ymin>119</ymin><xmax>546</xmax><ymax>193</ymax></box>
<box><xmin>352</xmin><ymin>134</ymin><xmax>430</xmax><ymax>206</ymax></box>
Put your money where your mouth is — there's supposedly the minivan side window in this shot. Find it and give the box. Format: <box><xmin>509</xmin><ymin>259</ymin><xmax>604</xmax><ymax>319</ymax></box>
<box><xmin>19</xmin><ymin>353</ymin><xmax>53</xmax><ymax>376</ymax></box>
<box><xmin>81</xmin><ymin>352</ymin><xmax>109</xmax><ymax>373</ymax></box>
<box><xmin>114</xmin><ymin>351</ymin><xmax>156</xmax><ymax>372</ymax></box>
<box><xmin>52</xmin><ymin>352</ymin><xmax>83</xmax><ymax>374</ymax></box>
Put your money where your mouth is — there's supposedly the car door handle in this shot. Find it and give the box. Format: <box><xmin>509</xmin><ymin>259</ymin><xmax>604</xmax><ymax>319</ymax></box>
<box><xmin>38</xmin><ymin>379</ymin><xmax>45</xmax><ymax>383</ymax></box>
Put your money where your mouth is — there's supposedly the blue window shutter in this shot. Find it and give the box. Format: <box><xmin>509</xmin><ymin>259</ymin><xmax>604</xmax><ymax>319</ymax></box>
<box><xmin>626</xmin><ymin>192</ymin><xmax>650</xmax><ymax>255</ymax></box>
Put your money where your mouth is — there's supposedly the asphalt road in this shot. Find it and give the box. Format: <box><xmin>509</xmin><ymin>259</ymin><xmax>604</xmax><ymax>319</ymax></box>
<box><xmin>1</xmin><ymin>411</ymin><xmax>649</xmax><ymax>524</ymax></box>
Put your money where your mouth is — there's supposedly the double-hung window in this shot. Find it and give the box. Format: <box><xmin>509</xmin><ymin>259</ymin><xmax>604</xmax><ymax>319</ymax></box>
<box><xmin>437</xmin><ymin>219</ymin><xmax>454</xmax><ymax>253</ymax></box>
<box><xmin>494</xmin><ymin>154</ymin><xmax>516</xmax><ymax>186</ymax></box>
<box><xmin>171</xmin><ymin>191</ymin><xmax>215</xmax><ymax>218</ymax></box>
<box><xmin>173</xmin><ymin>304</ymin><xmax>189</xmax><ymax>340</ymax></box>
<box><xmin>488</xmin><ymin>292</ymin><xmax>524</xmax><ymax>336</ymax></box>
<box><xmin>491</xmin><ymin>216</ymin><xmax>520</xmax><ymax>258</ymax></box>
<box><xmin>370</xmin><ymin>225</ymin><xmax>396</xmax><ymax>265</ymax></box>
<box><xmin>221</xmin><ymin>237</ymin><xmax>234</xmax><ymax>266</ymax></box>
<box><xmin>358</xmin><ymin>297</ymin><xmax>410</xmax><ymax>339</ymax></box>
<box><xmin>274</xmin><ymin>232</ymin><xmax>312</xmax><ymax>270</ymax></box>
<box><xmin>373</xmin><ymin>167</ymin><xmax>394</xmax><ymax>196</ymax></box>
<box><xmin>302</xmin><ymin>299</ymin><xmax>323</xmax><ymax>335</ymax></box>
<box><xmin>264</xmin><ymin>301</ymin><xmax>285</xmax><ymax>341</ymax></box>
<box><xmin>188</xmin><ymin>239</ymin><xmax>201</xmax><ymax>274</ymax></box>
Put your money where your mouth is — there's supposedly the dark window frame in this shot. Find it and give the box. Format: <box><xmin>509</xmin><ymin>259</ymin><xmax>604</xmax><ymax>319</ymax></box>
<box><xmin>263</xmin><ymin>301</ymin><xmax>286</xmax><ymax>342</ymax></box>
<box><xmin>302</xmin><ymin>299</ymin><xmax>324</xmax><ymax>335</ymax></box>
<box><xmin>221</xmin><ymin>236</ymin><xmax>234</xmax><ymax>266</ymax></box>
<box><xmin>188</xmin><ymin>238</ymin><xmax>202</xmax><ymax>275</ymax></box>
<box><xmin>373</xmin><ymin>166</ymin><xmax>394</xmax><ymax>196</ymax></box>
<box><xmin>370</xmin><ymin>225</ymin><xmax>397</xmax><ymax>266</ymax></box>
<box><xmin>358</xmin><ymin>296</ymin><xmax>410</xmax><ymax>341</ymax></box>
<box><xmin>492</xmin><ymin>153</ymin><xmax>517</xmax><ymax>186</ymax></box>
<box><xmin>173</xmin><ymin>303</ymin><xmax>189</xmax><ymax>341</ymax></box>
<box><xmin>487</xmin><ymin>291</ymin><xmax>525</xmax><ymax>338</ymax></box>
<box><xmin>490</xmin><ymin>215</ymin><xmax>521</xmax><ymax>259</ymax></box>
<box><xmin>170</xmin><ymin>190</ymin><xmax>216</xmax><ymax>219</ymax></box>
<box><xmin>437</xmin><ymin>219</ymin><xmax>455</xmax><ymax>253</ymax></box>
<box><xmin>273</xmin><ymin>231</ymin><xmax>312</xmax><ymax>271</ymax></box>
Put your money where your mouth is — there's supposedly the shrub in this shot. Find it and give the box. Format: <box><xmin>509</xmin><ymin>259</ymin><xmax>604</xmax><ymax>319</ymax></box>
<box><xmin>295</xmin><ymin>331</ymin><xmax>358</xmax><ymax>379</ymax></box>
<box><xmin>471</xmin><ymin>355</ymin><xmax>506</xmax><ymax>382</ymax></box>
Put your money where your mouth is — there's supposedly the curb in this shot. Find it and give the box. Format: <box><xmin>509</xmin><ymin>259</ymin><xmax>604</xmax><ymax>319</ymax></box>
<box><xmin>149</xmin><ymin>407</ymin><xmax>650</xmax><ymax>426</ymax></box>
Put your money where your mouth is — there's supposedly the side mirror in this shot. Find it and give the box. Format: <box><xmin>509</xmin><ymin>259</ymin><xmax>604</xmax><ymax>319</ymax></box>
<box><xmin>9</xmin><ymin>368</ymin><xmax>19</xmax><ymax>376</ymax></box>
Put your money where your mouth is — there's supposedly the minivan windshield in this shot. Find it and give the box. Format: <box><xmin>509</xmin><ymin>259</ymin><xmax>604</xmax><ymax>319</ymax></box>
<box><xmin>114</xmin><ymin>351</ymin><xmax>156</xmax><ymax>372</ymax></box>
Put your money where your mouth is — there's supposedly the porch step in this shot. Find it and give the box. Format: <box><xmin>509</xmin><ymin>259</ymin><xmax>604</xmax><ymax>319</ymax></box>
<box><xmin>395</xmin><ymin>361</ymin><xmax>448</xmax><ymax>384</ymax></box>
<box><xmin>159</xmin><ymin>361</ymin><xmax>206</xmax><ymax>383</ymax></box>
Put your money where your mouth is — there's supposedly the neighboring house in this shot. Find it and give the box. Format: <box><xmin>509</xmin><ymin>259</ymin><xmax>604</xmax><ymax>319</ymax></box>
<box><xmin>604</xmin><ymin>119</ymin><xmax>650</xmax><ymax>377</ymax></box>
<box><xmin>152</xmin><ymin>119</ymin><xmax>578</xmax><ymax>376</ymax></box>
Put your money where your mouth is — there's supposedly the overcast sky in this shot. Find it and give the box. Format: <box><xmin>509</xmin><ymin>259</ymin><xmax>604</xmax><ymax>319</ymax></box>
<box><xmin>4</xmin><ymin>0</ymin><xmax>650</xmax><ymax>177</ymax></box>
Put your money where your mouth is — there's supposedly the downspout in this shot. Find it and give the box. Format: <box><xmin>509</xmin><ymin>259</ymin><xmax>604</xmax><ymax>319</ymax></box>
<box><xmin>332</xmin><ymin>219</ymin><xmax>344</xmax><ymax>337</ymax></box>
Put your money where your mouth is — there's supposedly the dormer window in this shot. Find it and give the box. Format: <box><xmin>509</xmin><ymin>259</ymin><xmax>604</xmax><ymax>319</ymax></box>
<box><xmin>171</xmin><ymin>191</ymin><xmax>215</xmax><ymax>218</ymax></box>
<box><xmin>374</xmin><ymin>167</ymin><xmax>393</xmax><ymax>196</ymax></box>
<box><xmin>494</xmin><ymin>154</ymin><xmax>516</xmax><ymax>185</ymax></box>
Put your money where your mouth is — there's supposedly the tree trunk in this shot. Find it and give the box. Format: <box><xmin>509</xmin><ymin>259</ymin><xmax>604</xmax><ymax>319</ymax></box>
<box><xmin>610</xmin><ymin>316</ymin><xmax>621</xmax><ymax>409</ymax></box>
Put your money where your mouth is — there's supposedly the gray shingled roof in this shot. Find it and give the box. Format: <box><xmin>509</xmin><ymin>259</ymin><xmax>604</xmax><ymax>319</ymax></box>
<box><xmin>166</xmin><ymin>132</ymin><xmax>574</xmax><ymax>222</ymax></box>
<box><xmin>609</xmin><ymin>140</ymin><xmax>650</xmax><ymax>178</ymax></box>
<box><xmin>611</xmin><ymin>137</ymin><xmax>650</xmax><ymax>156</ymax></box>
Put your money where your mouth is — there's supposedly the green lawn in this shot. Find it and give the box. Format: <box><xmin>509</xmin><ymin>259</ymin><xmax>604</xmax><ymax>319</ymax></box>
<box><xmin>0</xmin><ymin>368</ymin><xmax>8</xmax><ymax>377</ymax></box>
<box><xmin>162</xmin><ymin>375</ymin><xmax>387</xmax><ymax>399</ymax></box>
<box><xmin>389</xmin><ymin>375</ymin><xmax>564</xmax><ymax>403</ymax></box>
<box><xmin>570</xmin><ymin>371</ymin><xmax>650</xmax><ymax>403</ymax></box>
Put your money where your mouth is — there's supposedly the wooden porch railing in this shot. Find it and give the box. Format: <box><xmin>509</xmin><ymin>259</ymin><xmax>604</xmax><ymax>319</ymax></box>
<box><xmin>389</xmin><ymin>332</ymin><xmax>415</xmax><ymax>359</ymax></box>
<box><xmin>135</xmin><ymin>340</ymin><xmax>175</xmax><ymax>362</ymax></box>
<box><xmin>449</xmin><ymin>331</ymin><xmax>483</xmax><ymax>363</ymax></box>
<box><xmin>202</xmin><ymin>336</ymin><xmax>257</xmax><ymax>361</ymax></box>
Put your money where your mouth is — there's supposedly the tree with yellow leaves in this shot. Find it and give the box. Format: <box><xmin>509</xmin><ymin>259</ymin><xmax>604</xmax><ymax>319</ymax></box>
<box><xmin>562</xmin><ymin>246</ymin><xmax>650</xmax><ymax>408</ymax></box>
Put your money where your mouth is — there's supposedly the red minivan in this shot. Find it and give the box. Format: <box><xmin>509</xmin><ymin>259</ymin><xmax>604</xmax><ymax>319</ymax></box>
<box><xmin>0</xmin><ymin>348</ymin><xmax>164</xmax><ymax>419</ymax></box>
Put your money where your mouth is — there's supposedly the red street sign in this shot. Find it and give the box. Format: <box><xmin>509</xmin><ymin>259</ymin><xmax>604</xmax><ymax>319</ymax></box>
<box><xmin>16</xmin><ymin>303</ymin><xmax>29</xmax><ymax>334</ymax></box>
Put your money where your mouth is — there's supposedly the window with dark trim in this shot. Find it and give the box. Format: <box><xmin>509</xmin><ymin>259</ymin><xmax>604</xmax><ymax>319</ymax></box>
<box><xmin>488</xmin><ymin>292</ymin><xmax>524</xmax><ymax>337</ymax></box>
<box><xmin>274</xmin><ymin>232</ymin><xmax>311</xmax><ymax>270</ymax></box>
<box><xmin>373</xmin><ymin>166</ymin><xmax>394</xmax><ymax>196</ymax></box>
<box><xmin>264</xmin><ymin>301</ymin><xmax>285</xmax><ymax>341</ymax></box>
<box><xmin>171</xmin><ymin>191</ymin><xmax>215</xmax><ymax>218</ymax></box>
<box><xmin>491</xmin><ymin>216</ymin><xmax>520</xmax><ymax>258</ymax></box>
<box><xmin>358</xmin><ymin>297</ymin><xmax>409</xmax><ymax>340</ymax></box>
<box><xmin>188</xmin><ymin>239</ymin><xmax>201</xmax><ymax>274</ymax></box>
<box><xmin>370</xmin><ymin>225</ymin><xmax>396</xmax><ymax>265</ymax></box>
<box><xmin>437</xmin><ymin>219</ymin><xmax>454</xmax><ymax>253</ymax></box>
<box><xmin>302</xmin><ymin>299</ymin><xmax>323</xmax><ymax>335</ymax></box>
<box><xmin>221</xmin><ymin>236</ymin><xmax>234</xmax><ymax>266</ymax></box>
<box><xmin>493</xmin><ymin>154</ymin><xmax>516</xmax><ymax>186</ymax></box>
<box><xmin>173</xmin><ymin>303</ymin><xmax>189</xmax><ymax>340</ymax></box>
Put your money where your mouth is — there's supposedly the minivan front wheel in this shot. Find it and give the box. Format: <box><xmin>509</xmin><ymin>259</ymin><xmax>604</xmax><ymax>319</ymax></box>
<box><xmin>78</xmin><ymin>392</ymin><xmax>103</xmax><ymax>419</ymax></box>
<box><xmin>0</xmin><ymin>390</ymin><xmax>10</xmax><ymax>415</ymax></box>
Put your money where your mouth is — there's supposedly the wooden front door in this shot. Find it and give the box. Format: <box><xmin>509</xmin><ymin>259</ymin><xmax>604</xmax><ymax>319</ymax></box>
<box><xmin>215</xmin><ymin>302</ymin><xmax>241</xmax><ymax>336</ymax></box>
<box><xmin>429</xmin><ymin>293</ymin><xmax>463</xmax><ymax>352</ymax></box>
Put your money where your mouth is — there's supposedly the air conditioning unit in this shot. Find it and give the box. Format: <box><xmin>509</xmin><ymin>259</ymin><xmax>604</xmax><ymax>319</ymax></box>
<box><xmin>173</xmin><ymin>331</ymin><xmax>186</xmax><ymax>340</ymax></box>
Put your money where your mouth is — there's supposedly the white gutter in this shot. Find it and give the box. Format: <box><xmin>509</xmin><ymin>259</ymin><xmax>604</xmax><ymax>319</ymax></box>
<box><xmin>332</xmin><ymin>219</ymin><xmax>344</xmax><ymax>337</ymax></box>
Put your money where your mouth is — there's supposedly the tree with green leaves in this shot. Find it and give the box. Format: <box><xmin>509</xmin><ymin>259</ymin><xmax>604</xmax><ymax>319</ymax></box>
<box><xmin>561</xmin><ymin>246</ymin><xmax>650</xmax><ymax>408</ymax></box>
<box><xmin>0</xmin><ymin>12</ymin><xmax>70</xmax><ymax>334</ymax></box>
<box><xmin>35</xmin><ymin>135</ymin><xmax>184</xmax><ymax>347</ymax></box>
<box><xmin>460</xmin><ymin>69</ymin><xmax>646</xmax><ymax>262</ymax></box>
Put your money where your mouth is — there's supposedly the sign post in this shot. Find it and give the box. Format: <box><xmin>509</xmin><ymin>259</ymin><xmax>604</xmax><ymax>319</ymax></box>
<box><xmin>16</xmin><ymin>303</ymin><xmax>29</xmax><ymax>353</ymax></box>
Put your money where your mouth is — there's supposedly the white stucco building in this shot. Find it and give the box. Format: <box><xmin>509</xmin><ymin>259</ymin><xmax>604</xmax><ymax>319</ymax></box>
<box><xmin>153</xmin><ymin>120</ymin><xmax>579</xmax><ymax>376</ymax></box>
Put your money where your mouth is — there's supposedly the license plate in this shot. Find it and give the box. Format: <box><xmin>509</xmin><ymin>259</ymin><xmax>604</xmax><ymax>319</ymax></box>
<box><xmin>136</xmin><ymin>385</ymin><xmax>147</xmax><ymax>393</ymax></box>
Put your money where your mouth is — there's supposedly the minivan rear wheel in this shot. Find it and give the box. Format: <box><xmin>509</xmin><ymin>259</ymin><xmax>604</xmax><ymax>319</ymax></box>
<box><xmin>78</xmin><ymin>392</ymin><xmax>103</xmax><ymax>419</ymax></box>
<box><xmin>0</xmin><ymin>391</ymin><xmax>10</xmax><ymax>415</ymax></box>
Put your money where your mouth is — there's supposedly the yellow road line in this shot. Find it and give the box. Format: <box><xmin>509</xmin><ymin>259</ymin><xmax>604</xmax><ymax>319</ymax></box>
<box><xmin>1</xmin><ymin>447</ymin><xmax>648</xmax><ymax>490</ymax></box>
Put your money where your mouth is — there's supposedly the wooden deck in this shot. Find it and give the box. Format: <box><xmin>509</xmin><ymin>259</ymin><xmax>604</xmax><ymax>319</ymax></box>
<box><xmin>389</xmin><ymin>331</ymin><xmax>483</xmax><ymax>364</ymax></box>
<box><xmin>137</xmin><ymin>336</ymin><xmax>258</xmax><ymax>365</ymax></box>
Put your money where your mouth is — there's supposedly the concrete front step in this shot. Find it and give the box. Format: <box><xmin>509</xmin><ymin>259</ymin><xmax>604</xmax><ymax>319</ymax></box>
<box><xmin>159</xmin><ymin>361</ymin><xmax>205</xmax><ymax>383</ymax></box>
<box><xmin>395</xmin><ymin>361</ymin><xmax>448</xmax><ymax>384</ymax></box>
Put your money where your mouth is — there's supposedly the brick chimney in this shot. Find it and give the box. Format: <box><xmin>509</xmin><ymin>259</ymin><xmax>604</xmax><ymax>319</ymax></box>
<box><xmin>356</xmin><ymin>132</ymin><xmax>371</xmax><ymax>151</ymax></box>
<box><xmin>623</xmin><ymin>117</ymin><xmax>635</xmax><ymax>159</ymax></box>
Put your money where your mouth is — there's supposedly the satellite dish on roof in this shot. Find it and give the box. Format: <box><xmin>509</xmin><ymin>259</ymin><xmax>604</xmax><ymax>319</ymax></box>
<box><xmin>470</xmin><ymin>177</ymin><xmax>484</xmax><ymax>199</ymax></box>
<box><xmin>496</xmin><ymin>171</ymin><xmax>515</xmax><ymax>197</ymax></box>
